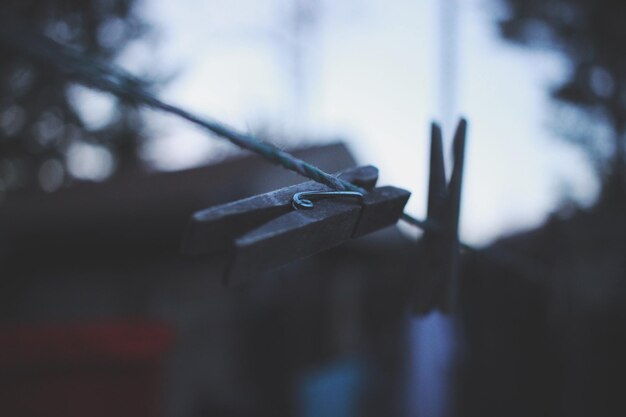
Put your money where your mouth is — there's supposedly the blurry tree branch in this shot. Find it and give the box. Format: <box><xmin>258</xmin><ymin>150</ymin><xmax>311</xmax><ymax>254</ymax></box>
<box><xmin>0</xmin><ymin>0</ymin><xmax>153</xmax><ymax>199</ymax></box>
<box><xmin>498</xmin><ymin>0</ymin><xmax>626</xmax><ymax>188</ymax></box>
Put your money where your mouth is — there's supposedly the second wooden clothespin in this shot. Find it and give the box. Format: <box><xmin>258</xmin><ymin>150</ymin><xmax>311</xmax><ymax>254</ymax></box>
<box><xmin>413</xmin><ymin>118</ymin><xmax>467</xmax><ymax>315</ymax></box>
<box><xmin>182</xmin><ymin>166</ymin><xmax>410</xmax><ymax>285</ymax></box>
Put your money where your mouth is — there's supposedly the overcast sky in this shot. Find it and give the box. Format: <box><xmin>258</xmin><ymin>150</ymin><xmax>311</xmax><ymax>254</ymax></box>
<box><xmin>120</xmin><ymin>0</ymin><xmax>599</xmax><ymax>245</ymax></box>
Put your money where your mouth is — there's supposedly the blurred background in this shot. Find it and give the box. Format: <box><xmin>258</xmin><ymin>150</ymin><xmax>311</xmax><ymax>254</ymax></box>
<box><xmin>0</xmin><ymin>0</ymin><xmax>625</xmax><ymax>416</ymax></box>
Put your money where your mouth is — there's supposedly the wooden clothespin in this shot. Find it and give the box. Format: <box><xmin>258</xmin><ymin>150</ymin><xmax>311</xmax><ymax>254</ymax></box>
<box><xmin>413</xmin><ymin>118</ymin><xmax>467</xmax><ymax>315</ymax></box>
<box><xmin>182</xmin><ymin>166</ymin><xmax>411</xmax><ymax>285</ymax></box>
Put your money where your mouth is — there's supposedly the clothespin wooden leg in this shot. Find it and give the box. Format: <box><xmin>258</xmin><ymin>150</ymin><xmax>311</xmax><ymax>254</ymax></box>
<box><xmin>427</xmin><ymin>122</ymin><xmax>447</xmax><ymax>217</ymax></box>
<box><xmin>439</xmin><ymin>118</ymin><xmax>467</xmax><ymax>312</ymax></box>
<box><xmin>413</xmin><ymin>122</ymin><xmax>448</xmax><ymax>314</ymax></box>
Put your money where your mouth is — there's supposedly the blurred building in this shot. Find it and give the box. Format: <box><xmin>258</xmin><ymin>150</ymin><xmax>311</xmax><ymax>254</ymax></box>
<box><xmin>0</xmin><ymin>143</ymin><xmax>414</xmax><ymax>417</ymax></box>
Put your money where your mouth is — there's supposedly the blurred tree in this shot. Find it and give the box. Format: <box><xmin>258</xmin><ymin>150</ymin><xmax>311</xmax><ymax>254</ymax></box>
<box><xmin>0</xmin><ymin>0</ymin><xmax>151</xmax><ymax>198</ymax></box>
<box><xmin>498</xmin><ymin>0</ymin><xmax>626</xmax><ymax>187</ymax></box>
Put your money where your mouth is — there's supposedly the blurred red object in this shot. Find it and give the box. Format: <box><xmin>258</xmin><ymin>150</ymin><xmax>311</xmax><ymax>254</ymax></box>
<box><xmin>0</xmin><ymin>321</ymin><xmax>173</xmax><ymax>417</ymax></box>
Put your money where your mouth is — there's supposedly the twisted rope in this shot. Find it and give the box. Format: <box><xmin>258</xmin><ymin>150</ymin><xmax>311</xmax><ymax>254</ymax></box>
<box><xmin>0</xmin><ymin>19</ymin><xmax>440</xmax><ymax>230</ymax></box>
<box><xmin>0</xmin><ymin>20</ymin><xmax>364</xmax><ymax>195</ymax></box>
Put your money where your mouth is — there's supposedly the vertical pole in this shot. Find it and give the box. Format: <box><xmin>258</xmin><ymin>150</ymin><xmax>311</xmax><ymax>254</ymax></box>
<box><xmin>439</xmin><ymin>0</ymin><xmax>459</xmax><ymax>134</ymax></box>
<box><xmin>406</xmin><ymin>3</ymin><xmax>462</xmax><ymax>416</ymax></box>
<box><xmin>288</xmin><ymin>0</ymin><xmax>321</xmax><ymax>136</ymax></box>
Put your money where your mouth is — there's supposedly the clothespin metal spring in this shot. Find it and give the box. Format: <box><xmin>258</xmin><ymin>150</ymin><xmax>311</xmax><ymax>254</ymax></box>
<box><xmin>291</xmin><ymin>191</ymin><xmax>365</xmax><ymax>210</ymax></box>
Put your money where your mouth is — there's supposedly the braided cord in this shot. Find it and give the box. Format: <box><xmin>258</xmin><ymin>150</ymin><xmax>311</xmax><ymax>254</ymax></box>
<box><xmin>0</xmin><ymin>20</ymin><xmax>366</xmax><ymax>195</ymax></box>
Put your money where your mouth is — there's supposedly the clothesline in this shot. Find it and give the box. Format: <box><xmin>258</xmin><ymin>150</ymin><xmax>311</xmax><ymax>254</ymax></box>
<box><xmin>0</xmin><ymin>18</ymin><xmax>434</xmax><ymax>230</ymax></box>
